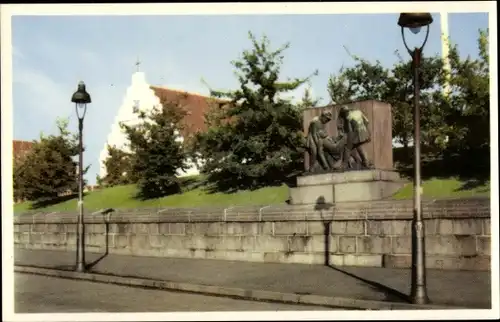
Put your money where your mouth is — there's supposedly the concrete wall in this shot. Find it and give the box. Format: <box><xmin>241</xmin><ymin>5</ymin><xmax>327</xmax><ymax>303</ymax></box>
<box><xmin>14</xmin><ymin>198</ymin><xmax>491</xmax><ymax>271</ymax></box>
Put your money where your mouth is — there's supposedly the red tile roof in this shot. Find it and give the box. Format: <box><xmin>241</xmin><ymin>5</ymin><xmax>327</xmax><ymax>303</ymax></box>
<box><xmin>150</xmin><ymin>86</ymin><xmax>230</xmax><ymax>138</ymax></box>
<box><xmin>13</xmin><ymin>140</ymin><xmax>34</xmax><ymax>160</ymax></box>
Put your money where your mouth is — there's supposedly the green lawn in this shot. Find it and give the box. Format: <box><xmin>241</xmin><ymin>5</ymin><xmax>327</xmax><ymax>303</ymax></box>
<box><xmin>14</xmin><ymin>176</ymin><xmax>490</xmax><ymax>214</ymax></box>
<box><xmin>392</xmin><ymin>177</ymin><xmax>490</xmax><ymax>199</ymax></box>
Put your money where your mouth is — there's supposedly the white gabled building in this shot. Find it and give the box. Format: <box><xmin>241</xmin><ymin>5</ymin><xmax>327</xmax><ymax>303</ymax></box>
<box><xmin>99</xmin><ymin>71</ymin><xmax>228</xmax><ymax>180</ymax></box>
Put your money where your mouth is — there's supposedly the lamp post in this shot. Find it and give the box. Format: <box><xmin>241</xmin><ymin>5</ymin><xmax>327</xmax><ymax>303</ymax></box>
<box><xmin>71</xmin><ymin>81</ymin><xmax>91</xmax><ymax>272</ymax></box>
<box><xmin>397</xmin><ymin>13</ymin><xmax>433</xmax><ymax>305</ymax></box>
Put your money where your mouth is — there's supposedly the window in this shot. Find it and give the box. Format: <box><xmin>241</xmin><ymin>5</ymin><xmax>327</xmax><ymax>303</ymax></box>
<box><xmin>132</xmin><ymin>100</ymin><xmax>140</xmax><ymax>113</ymax></box>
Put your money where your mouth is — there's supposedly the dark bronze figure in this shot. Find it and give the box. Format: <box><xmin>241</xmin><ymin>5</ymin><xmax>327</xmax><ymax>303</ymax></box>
<box><xmin>337</xmin><ymin>106</ymin><xmax>372</xmax><ymax>170</ymax></box>
<box><xmin>305</xmin><ymin>107</ymin><xmax>373</xmax><ymax>174</ymax></box>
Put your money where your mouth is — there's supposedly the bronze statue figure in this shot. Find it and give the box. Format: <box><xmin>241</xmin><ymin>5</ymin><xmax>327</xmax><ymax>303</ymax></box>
<box><xmin>338</xmin><ymin>106</ymin><xmax>372</xmax><ymax>170</ymax></box>
<box><xmin>305</xmin><ymin>106</ymin><xmax>372</xmax><ymax>174</ymax></box>
<box><xmin>306</xmin><ymin>111</ymin><xmax>346</xmax><ymax>172</ymax></box>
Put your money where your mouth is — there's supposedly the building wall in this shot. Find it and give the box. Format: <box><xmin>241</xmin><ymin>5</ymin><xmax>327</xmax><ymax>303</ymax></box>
<box><xmin>98</xmin><ymin>72</ymin><xmax>201</xmax><ymax>179</ymax></box>
<box><xmin>14</xmin><ymin>198</ymin><xmax>491</xmax><ymax>271</ymax></box>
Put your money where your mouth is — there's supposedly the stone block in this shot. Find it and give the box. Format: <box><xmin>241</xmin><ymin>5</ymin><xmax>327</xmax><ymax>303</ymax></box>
<box><xmin>273</xmin><ymin>222</ymin><xmax>307</xmax><ymax>235</ymax></box>
<box><xmin>148</xmin><ymin>235</ymin><xmax>163</xmax><ymax>248</ymax></box>
<box><xmin>30</xmin><ymin>233</ymin><xmax>42</xmax><ymax>244</ymax></box>
<box><xmin>254</xmin><ymin>236</ymin><xmax>288</xmax><ymax>252</ymax></box>
<box><xmin>66</xmin><ymin>224</ymin><xmax>77</xmax><ymax>233</ymax></box>
<box><xmin>132</xmin><ymin>223</ymin><xmax>150</xmax><ymax>234</ymax></box>
<box><xmin>31</xmin><ymin>224</ymin><xmax>45</xmax><ymax>233</ymax></box>
<box><xmin>158</xmin><ymin>223</ymin><xmax>169</xmax><ymax>234</ymax></box>
<box><xmin>20</xmin><ymin>233</ymin><xmax>30</xmax><ymax>244</ymax></box>
<box><xmin>205</xmin><ymin>223</ymin><xmax>223</xmax><ymax>236</ymax></box>
<box><xmin>224</xmin><ymin>222</ymin><xmax>260</xmax><ymax>236</ymax></box>
<box><xmin>240</xmin><ymin>236</ymin><xmax>256</xmax><ymax>250</ymax></box>
<box><xmin>112</xmin><ymin>223</ymin><xmax>132</xmax><ymax>234</ymax></box>
<box><xmin>331</xmin><ymin>221</ymin><xmax>365</xmax><ymax>235</ymax></box>
<box><xmin>365</xmin><ymin>220</ymin><xmax>391</xmax><ymax>236</ymax></box>
<box><xmin>66</xmin><ymin>233</ymin><xmax>77</xmax><ymax>246</ymax></box>
<box><xmin>129</xmin><ymin>234</ymin><xmax>149</xmax><ymax>250</ymax></box>
<box><xmin>42</xmin><ymin>233</ymin><xmax>66</xmax><ymax>245</ymax></box>
<box><xmin>476</xmin><ymin>236</ymin><xmax>491</xmax><ymax>256</ymax></box>
<box><xmin>391</xmin><ymin>220</ymin><xmax>411</xmax><ymax>236</ymax></box>
<box><xmin>18</xmin><ymin>225</ymin><xmax>31</xmax><ymax>233</ymax></box>
<box><xmin>438</xmin><ymin>219</ymin><xmax>482</xmax><ymax>235</ymax></box>
<box><xmin>304</xmin><ymin>235</ymin><xmax>327</xmax><ymax>253</ymax></box>
<box><xmin>85</xmin><ymin>233</ymin><xmax>105</xmax><ymax>247</ymax></box>
<box><xmin>13</xmin><ymin>225</ymin><xmax>20</xmax><ymax>233</ymax></box>
<box><xmin>114</xmin><ymin>234</ymin><xmax>130</xmax><ymax>248</ymax></box>
<box><xmin>285</xmin><ymin>252</ymin><xmax>323</xmax><ymax>265</ymax></box>
<box><xmin>391</xmin><ymin>236</ymin><xmax>411</xmax><ymax>254</ymax></box>
<box><xmin>46</xmin><ymin>224</ymin><xmax>66</xmax><ymax>233</ymax></box>
<box><xmin>338</xmin><ymin>236</ymin><xmax>356</xmax><ymax>253</ymax></box>
<box><xmin>383</xmin><ymin>254</ymin><xmax>411</xmax><ymax>268</ymax></box>
<box><xmin>263</xmin><ymin>252</ymin><xmax>286</xmax><ymax>263</ymax></box>
<box><xmin>460</xmin><ymin>255</ymin><xmax>490</xmax><ymax>271</ymax></box>
<box><xmin>185</xmin><ymin>223</ymin><xmax>209</xmax><ymax>235</ymax></box>
<box><xmin>289</xmin><ymin>185</ymin><xmax>334</xmax><ymax>205</ymax></box>
<box><xmin>307</xmin><ymin>221</ymin><xmax>327</xmax><ymax>235</ymax></box>
<box><xmin>344</xmin><ymin>254</ymin><xmax>383</xmax><ymax>267</ymax></box>
<box><xmin>202</xmin><ymin>236</ymin><xmax>221</xmax><ymax>251</ymax></box>
<box><xmin>162</xmin><ymin>235</ymin><xmax>188</xmax><ymax>249</ymax></box>
<box><xmin>148</xmin><ymin>223</ymin><xmax>159</xmax><ymax>235</ymax></box>
<box><xmin>424</xmin><ymin>219</ymin><xmax>439</xmax><ymax>235</ymax></box>
<box><xmin>384</xmin><ymin>254</ymin><xmax>491</xmax><ymax>271</ymax></box>
<box><xmin>425</xmin><ymin>235</ymin><xmax>477</xmax><ymax>256</ymax></box>
<box><xmin>288</xmin><ymin>235</ymin><xmax>313</xmax><ymax>252</ymax></box>
<box><xmin>297</xmin><ymin>170</ymin><xmax>402</xmax><ymax>186</ymax></box>
<box><xmin>482</xmin><ymin>219</ymin><xmax>491</xmax><ymax>236</ymax></box>
<box><xmin>221</xmin><ymin>236</ymin><xmax>243</xmax><ymax>251</ymax></box>
<box><xmin>168</xmin><ymin>223</ymin><xmax>186</xmax><ymax>235</ymax></box>
<box><xmin>356</xmin><ymin>236</ymin><xmax>392</xmax><ymax>254</ymax></box>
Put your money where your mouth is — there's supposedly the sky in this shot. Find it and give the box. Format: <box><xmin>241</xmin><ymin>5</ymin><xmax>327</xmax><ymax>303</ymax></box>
<box><xmin>11</xmin><ymin>10</ymin><xmax>489</xmax><ymax>184</ymax></box>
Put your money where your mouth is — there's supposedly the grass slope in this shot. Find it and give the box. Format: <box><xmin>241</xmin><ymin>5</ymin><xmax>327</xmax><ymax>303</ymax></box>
<box><xmin>14</xmin><ymin>176</ymin><xmax>490</xmax><ymax>214</ymax></box>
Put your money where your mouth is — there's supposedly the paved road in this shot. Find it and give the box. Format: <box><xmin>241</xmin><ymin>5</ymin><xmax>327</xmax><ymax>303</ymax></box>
<box><xmin>15</xmin><ymin>273</ymin><xmax>333</xmax><ymax>313</ymax></box>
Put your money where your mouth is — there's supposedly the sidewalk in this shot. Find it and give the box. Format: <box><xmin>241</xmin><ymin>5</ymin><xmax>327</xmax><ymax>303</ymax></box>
<box><xmin>14</xmin><ymin>248</ymin><xmax>491</xmax><ymax>309</ymax></box>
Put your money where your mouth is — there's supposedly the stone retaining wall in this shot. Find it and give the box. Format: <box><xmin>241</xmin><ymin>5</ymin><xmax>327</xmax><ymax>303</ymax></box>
<box><xmin>13</xmin><ymin>198</ymin><xmax>491</xmax><ymax>271</ymax></box>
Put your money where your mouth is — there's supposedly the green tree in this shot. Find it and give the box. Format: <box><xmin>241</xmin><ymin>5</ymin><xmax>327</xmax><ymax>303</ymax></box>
<box><xmin>14</xmin><ymin>118</ymin><xmax>87</xmax><ymax>202</ymax></box>
<box><xmin>99</xmin><ymin>144</ymin><xmax>137</xmax><ymax>187</ymax></box>
<box><xmin>327</xmin><ymin>47</ymin><xmax>446</xmax><ymax>153</ymax></box>
<box><xmin>194</xmin><ymin>32</ymin><xmax>317</xmax><ymax>191</ymax></box>
<box><xmin>120</xmin><ymin>99</ymin><xmax>188</xmax><ymax>199</ymax></box>
<box><xmin>297</xmin><ymin>86</ymin><xmax>321</xmax><ymax>110</ymax></box>
<box><xmin>440</xmin><ymin>28</ymin><xmax>490</xmax><ymax>174</ymax></box>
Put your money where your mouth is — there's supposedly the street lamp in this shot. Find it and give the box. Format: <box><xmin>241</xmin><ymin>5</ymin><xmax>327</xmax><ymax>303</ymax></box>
<box><xmin>398</xmin><ymin>12</ymin><xmax>433</xmax><ymax>305</ymax></box>
<box><xmin>71</xmin><ymin>81</ymin><xmax>91</xmax><ymax>272</ymax></box>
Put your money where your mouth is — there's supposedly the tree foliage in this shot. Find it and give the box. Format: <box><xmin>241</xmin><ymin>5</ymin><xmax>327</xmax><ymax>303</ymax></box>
<box><xmin>98</xmin><ymin>144</ymin><xmax>138</xmax><ymax>187</ymax></box>
<box><xmin>120</xmin><ymin>98</ymin><xmax>188</xmax><ymax>199</ymax></box>
<box><xmin>13</xmin><ymin>118</ymin><xmax>88</xmax><ymax>202</ymax></box>
<box><xmin>327</xmin><ymin>29</ymin><xmax>489</xmax><ymax>175</ymax></box>
<box><xmin>193</xmin><ymin>32</ymin><xmax>318</xmax><ymax>191</ymax></box>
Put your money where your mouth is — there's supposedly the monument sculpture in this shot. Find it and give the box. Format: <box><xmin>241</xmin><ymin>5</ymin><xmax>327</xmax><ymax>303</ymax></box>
<box><xmin>306</xmin><ymin>107</ymin><xmax>373</xmax><ymax>173</ymax></box>
<box><xmin>289</xmin><ymin>100</ymin><xmax>406</xmax><ymax>205</ymax></box>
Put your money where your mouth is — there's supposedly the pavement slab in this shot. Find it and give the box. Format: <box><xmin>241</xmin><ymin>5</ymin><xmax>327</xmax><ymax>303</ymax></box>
<box><xmin>13</xmin><ymin>248</ymin><xmax>491</xmax><ymax>309</ymax></box>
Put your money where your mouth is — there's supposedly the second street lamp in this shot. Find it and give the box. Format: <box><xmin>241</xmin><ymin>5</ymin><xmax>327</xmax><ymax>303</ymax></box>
<box><xmin>71</xmin><ymin>81</ymin><xmax>91</xmax><ymax>272</ymax></box>
<box><xmin>397</xmin><ymin>12</ymin><xmax>434</xmax><ymax>305</ymax></box>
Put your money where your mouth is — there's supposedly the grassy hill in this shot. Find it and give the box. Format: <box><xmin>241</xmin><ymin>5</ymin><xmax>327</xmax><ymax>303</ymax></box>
<box><xmin>14</xmin><ymin>175</ymin><xmax>490</xmax><ymax>214</ymax></box>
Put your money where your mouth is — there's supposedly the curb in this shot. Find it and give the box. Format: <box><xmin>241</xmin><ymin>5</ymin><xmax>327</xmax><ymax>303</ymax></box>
<box><xmin>14</xmin><ymin>265</ymin><xmax>460</xmax><ymax>311</ymax></box>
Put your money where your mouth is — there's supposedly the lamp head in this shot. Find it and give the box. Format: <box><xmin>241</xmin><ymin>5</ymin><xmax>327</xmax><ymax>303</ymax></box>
<box><xmin>397</xmin><ymin>13</ymin><xmax>433</xmax><ymax>29</ymax></box>
<box><xmin>71</xmin><ymin>81</ymin><xmax>91</xmax><ymax>105</ymax></box>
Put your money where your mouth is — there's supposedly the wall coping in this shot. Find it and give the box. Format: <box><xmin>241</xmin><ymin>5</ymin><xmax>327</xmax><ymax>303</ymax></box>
<box><xmin>13</xmin><ymin>198</ymin><xmax>491</xmax><ymax>224</ymax></box>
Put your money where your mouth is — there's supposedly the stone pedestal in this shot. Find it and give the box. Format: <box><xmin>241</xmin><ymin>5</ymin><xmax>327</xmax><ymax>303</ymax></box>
<box><xmin>288</xmin><ymin>170</ymin><xmax>406</xmax><ymax>205</ymax></box>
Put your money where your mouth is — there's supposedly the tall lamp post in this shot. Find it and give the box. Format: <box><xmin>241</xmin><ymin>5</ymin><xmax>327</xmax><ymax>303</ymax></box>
<box><xmin>397</xmin><ymin>13</ymin><xmax>434</xmax><ymax>305</ymax></box>
<box><xmin>71</xmin><ymin>81</ymin><xmax>91</xmax><ymax>272</ymax></box>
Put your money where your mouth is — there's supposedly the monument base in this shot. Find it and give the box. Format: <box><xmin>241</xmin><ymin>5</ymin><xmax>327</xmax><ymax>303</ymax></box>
<box><xmin>288</xmin><ymin>169</ymin><xmax>406</xmax><ymax>205</ymax></box>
